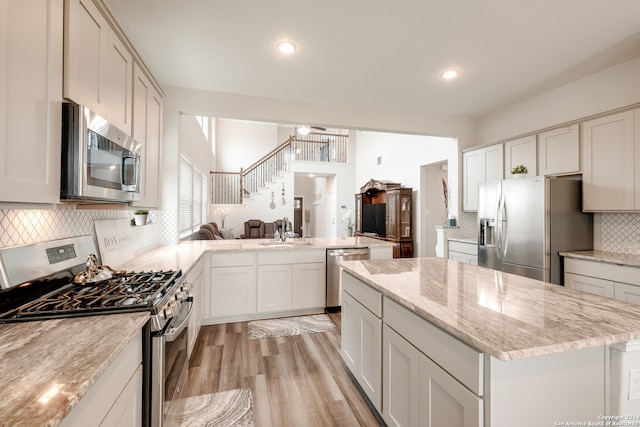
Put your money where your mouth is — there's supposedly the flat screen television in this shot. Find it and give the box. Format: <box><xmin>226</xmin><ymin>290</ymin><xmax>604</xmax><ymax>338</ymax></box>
<box><xmin>362</xmin><ymin>203</ymin><xmax>386</xmax><ymax>237</ymax></box>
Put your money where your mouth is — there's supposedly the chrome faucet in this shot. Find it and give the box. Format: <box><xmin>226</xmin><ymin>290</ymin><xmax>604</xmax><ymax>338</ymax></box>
<box><xmin>282</xmin><ymin>217</ymin><xmax>289</xmax><ymax>241</ymax></box>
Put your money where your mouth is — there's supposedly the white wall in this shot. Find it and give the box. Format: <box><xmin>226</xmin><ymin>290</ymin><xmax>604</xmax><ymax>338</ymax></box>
<box><xmin>476</xmin><ymin>56</ymin><xmax>640</xmax><ymax>144</ymax></box>
<box><xmin>180</xmin><ymin>114</ymin><xmax>214</xmax><ymax>175</ymax></box>
<box><xmin>215</xmin><ymin>119</ymin><xmax>279</xmax><ymax>171</ymax></box>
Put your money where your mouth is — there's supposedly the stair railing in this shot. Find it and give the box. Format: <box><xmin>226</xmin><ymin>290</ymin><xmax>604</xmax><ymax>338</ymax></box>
<box><xmin>211</xmin><ymin>132</ymin><xmax>348</xmax><ymax>204</ymax></box>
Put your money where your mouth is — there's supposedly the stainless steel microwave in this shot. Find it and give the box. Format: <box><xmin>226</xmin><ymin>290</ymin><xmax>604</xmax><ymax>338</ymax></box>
<box><xmin>61</xmin><ymin>103</ymin><xmax>141</xmax><ymax>203</ymax></box>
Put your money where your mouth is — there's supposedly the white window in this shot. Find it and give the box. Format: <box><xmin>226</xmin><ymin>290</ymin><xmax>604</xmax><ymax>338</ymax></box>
<box><xmin>179</xmin><ymin>155</ymin><xmax>208</xmax><ymax>238</ymax></box>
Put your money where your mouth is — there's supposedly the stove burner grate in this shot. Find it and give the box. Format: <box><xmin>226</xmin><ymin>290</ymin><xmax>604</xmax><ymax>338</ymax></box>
<box><xmin>0</xmin><ymin>270</ymin><xmax>181</xmax><ymax>322</ymax></box>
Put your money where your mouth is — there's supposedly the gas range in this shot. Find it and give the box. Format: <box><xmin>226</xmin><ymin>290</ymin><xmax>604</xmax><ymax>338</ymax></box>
<box><xmin>0</xmin><ymin>236</ymin><xmax>186</xmax><ymax>332</ymax></box>
<box><xmin>0</xmin><ymin>235</ymin><xmax>192</xmax><ymax>427</ymax></box>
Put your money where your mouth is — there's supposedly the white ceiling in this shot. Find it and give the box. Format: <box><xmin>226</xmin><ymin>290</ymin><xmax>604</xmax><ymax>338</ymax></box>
<box><xmin>105</xmin><ymin>0</ymin><xmax>640</xmax><ymax>119</ymax></box>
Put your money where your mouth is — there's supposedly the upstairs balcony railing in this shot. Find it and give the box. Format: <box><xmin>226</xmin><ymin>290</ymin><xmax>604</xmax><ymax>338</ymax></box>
<box><xmin>211</xmin><ymin>132</ymin><xmax>348</xmax><ymax>204</ymax></box>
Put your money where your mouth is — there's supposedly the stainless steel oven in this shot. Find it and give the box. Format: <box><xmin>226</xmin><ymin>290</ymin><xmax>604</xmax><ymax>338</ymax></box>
<box><xmin>61</xmin><ymin>102</ymin><xmax>142</xmax><ymax>203</ymax></box>
<box><xmin>151</xmin><ymin>292</ymin><xmax>194</xmax><ymax>427</ymax></box>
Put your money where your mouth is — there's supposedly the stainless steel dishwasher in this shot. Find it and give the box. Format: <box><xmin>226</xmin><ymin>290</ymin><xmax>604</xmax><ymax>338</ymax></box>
<box><xmin>326</xmin><ymin>247</ymin><xmax>370</xmax><ymax>311</ymax></box>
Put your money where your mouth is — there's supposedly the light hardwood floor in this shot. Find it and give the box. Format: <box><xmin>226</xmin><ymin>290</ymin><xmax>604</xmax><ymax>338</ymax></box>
<box><xmin>185</xmin><ymin>313</ymin><xmax>383</xmax><ymax>426</ymax></box>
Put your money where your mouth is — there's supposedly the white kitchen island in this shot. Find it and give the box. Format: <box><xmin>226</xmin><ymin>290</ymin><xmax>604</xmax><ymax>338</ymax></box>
<box><xmin>339</xmin><ymin>257</ymin><xmax>640</xmax><ymax>427</ymax></box>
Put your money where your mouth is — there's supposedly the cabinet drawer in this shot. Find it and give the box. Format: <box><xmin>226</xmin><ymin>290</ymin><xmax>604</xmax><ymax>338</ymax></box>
<box><xmin>258</xmin><ymin>249</ymin><xmax>325</xmax><ymax>265</ymax></box>
<box><xmin>384</xmin><ymin>296</ymin><xmax>484</xmax><ymax>396</ymax></box>
<box><xmin>342</xmin><ymin>272</ymin><xmax>382</xmax><ymax>318</ymax></box>
<box><xmin>614</xmin><ymin>282</ymin><xmax>640</xmax><ymax>305</ymax></box>
<box><xmin>448</xmin><ymin>240</ymin><xmax>477</xmax><ymax>255</ymax></box>
<box><xmin>211</xmin><ymin>252</ymin><xmax>256</xmax><ymax>267</ymax></box>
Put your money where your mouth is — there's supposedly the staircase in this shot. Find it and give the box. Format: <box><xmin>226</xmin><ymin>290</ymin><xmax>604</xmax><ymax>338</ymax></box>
<box><xmin>211</xmin><ymin>132</ymin><xmax>349</xmax><ymax>204</ymax></box>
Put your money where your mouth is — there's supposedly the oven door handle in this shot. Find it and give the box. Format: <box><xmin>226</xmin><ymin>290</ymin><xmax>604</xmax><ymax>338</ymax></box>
<box><xmin>165</xmin><ymin>297</ymin><xmax>193</xmax><ymax>343</ymax></box>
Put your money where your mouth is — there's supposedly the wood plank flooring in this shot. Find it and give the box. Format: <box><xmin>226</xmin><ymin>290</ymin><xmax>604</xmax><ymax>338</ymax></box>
<box><xmin>185</xmin><ymin>313</ymin><xmax>383</xmax><ymax>426</ymax></box>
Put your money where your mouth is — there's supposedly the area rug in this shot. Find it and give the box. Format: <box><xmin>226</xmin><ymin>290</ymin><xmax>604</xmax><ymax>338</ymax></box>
<box><xmin>247</xmin><ymin>314</ymin><xmax>336</xmax><ymax>340</ymax></box>
<box><xmin>174</xmin><ymin>389</ymin><xmax>254</xmax><ymax>427</ymax></box>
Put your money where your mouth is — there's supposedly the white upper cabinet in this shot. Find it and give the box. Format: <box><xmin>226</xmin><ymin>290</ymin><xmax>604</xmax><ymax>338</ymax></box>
<box><xmin>538</xmin><ymin>124</ymin><xmax>580</xmax><ymax>176</ymax></box>
<box><xmin>131</xmin><ymin>64</ymin><xmax>163</xmax><ymax>208</ymax></box>
<box><xmin>504</xmin><ymin>135</ymin><xmax>537</xmax><ymax>178</ymax></box>
<box><xmin>0</xmin><ymin>0</ymin><xmax>63</xmax><ymax>204</ymax></box>
<box><xmin>64</xmin><ymin>0</ymin><xmax>133</xmax><ymax>134</ymax></box>
<box><xmin>582</xmin><ymin>110</ymin><xmax>636</xmax><ymax>211</ymax></box>
<box><xmin>104</xmin><ymin>30</ymin><xmax>133</xmax><ymax>134</ymax></box>
<box><xmin>463</xmin><ymin>144</ymin><xmax>503</xmax><ymax>211</ymax></box>
<box><xmin>64</xmin><ymin>0</ymin><xmax>106</xmax><ymax>111</ymax></box>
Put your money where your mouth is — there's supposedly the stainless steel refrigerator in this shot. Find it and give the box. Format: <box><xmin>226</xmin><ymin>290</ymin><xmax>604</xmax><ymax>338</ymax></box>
<box><xmin>477</xmin><ymin>176</ymin><xmax>593</xmax><ymax>285</ymax></box>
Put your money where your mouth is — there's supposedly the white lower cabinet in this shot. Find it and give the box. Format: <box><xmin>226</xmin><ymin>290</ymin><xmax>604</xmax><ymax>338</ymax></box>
<box><xmin>257</xmin><ymin>250</ymin><xmax>325</xmax><ymax>314</ymax></box>
<box><xmin>565</xmin><ymin>272</ymin><xmax>614</xmax><ymax>298</ymax></box>
<box><xmin>564</xmin><ymin>257</ymin><xmax>640</xmax><ymax>304</ymax></box>
<box><xmin>258</xmin><ymin>264</ymin><xmax>293</xmax><ymax>312</ymax></box>
<box><xmin>341</xmin><ymin>273</ymin><xmax>383</xmax><ymax>411</ymax></box>
<box><xmin>382</xmin><ymin>325</ymin><xmax>419</xmax><ymax>427</ymax></box>
<box><xmin>207</xmin><ymin>253</ymin><xmax>257</xmax><ymax>320</ymax></box>
<box><xmin>447</xmin><ymin>240</ymin><xmax>478</xmax><ymax>265</ymax></box>
<box><xmin>292</xmin><ymin>263</ymin><xmax>326</xmax><ymax>309</ymax></box>
<box><xmin>205</xmin><ymin>249</ymin><xmax>326</xmax><ymax>323</ymax></box>
<box><xmin>61</xmin><ymin>331</ymin><xmax>142</xmax><ymax>427</ymax></box>
<box><xmin>419</xmin><ymin>352</ymin><xmax>482</xmax><ymax>427</ymax></box>
<box><xmin>382</xmin><ymin>325</ymin><xmax>482</xmax><ymax>427</ymax></box>
<box><xmin>614</xmin><ymin>282</ymin><xmax>640</xmax><ymax>304</ymax></box>
<box><xmin>343</xmin><ymin>270</ymin><xmax>484</xmax><ymax>427</ymax></box>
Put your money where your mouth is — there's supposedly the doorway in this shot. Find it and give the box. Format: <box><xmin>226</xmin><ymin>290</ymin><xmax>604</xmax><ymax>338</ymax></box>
<box><xmin>421</xmin><ymin>161</ymin><xmax>448</xmax><ymax>257</ymax></box>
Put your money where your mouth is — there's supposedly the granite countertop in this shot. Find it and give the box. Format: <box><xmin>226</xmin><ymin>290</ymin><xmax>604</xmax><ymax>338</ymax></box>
<box><xmin>339</xmin><ymin>257</ymin><xmax>640</xmax><ymax>361</ymax></box>
<box><xmin>561</xmin><ymin>250</ymin><xmax>640</xmax><ymax>268</ymax></box>
<box><xmin>0</xmin><ymin>312</ymin><xmax>149</xmax><ymax>426</ymax></box>
<box><xmin>116</xmin><ymin>236</ymin><xmax>395</xmax><ymax>272</ymax></box>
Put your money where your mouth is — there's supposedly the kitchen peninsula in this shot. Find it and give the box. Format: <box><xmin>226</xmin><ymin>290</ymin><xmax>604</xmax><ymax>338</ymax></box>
<box><xmin>339</xmin><ymin>257</ymin><xmax>640</xmax><ymax>427</ymax></box>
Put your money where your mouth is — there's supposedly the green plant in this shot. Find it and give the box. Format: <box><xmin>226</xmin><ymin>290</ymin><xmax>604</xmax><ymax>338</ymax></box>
<box><xmin>134</xmin><ymin>209</ymin><xmax>149</xmax><ymax>215</ymax></box>
<box><xmin>511</xmin><ymin>165</ymin><xmax>528</xmax><ymax>175</ymax></box>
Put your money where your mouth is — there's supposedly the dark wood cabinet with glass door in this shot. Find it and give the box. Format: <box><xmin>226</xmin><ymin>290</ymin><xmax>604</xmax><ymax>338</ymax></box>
<box><xmin>355</xmin><ymin>179</ymin><xmax>413</xmax><ymax>258</ymax></box>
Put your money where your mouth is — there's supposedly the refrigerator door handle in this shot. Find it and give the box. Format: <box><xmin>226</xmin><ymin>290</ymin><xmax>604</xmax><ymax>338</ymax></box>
<box><xmin>497</xmin><ymin>194</ymin><xmax>506</xmax><ymax>258</ymax></box>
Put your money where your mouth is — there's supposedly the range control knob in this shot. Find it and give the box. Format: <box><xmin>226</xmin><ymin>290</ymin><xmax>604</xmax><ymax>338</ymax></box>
<box><xmin>164</xmin><ymin>306</ymin><xmax>174</xmax><ymax>320</ymax></box>
<box><xmin>174</xmin><ymin>291</ymin><xmax>185</xmax><ymax>302</ymax></box>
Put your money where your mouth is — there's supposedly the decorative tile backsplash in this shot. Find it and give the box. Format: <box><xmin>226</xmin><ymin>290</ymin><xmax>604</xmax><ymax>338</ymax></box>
<box><xmin>0</xmin><ymin>205</ymin><xmax>169</xmax><ymax>257</ymax></box>
<box><xmin>601</xmin><ymin>213</ymin><xmax>640</xmax><ymax>254</ymax></box>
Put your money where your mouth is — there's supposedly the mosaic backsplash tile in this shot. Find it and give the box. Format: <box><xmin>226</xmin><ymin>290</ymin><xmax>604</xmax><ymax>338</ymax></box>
<box><xmin>601</xmin><ymin>213</ymin><xmax>640</xmax><ymax>254</ymax></box>
<box><xmin>0</xmin><ymin>205</ymin><xmax>164</xmax><ymax>257</ymax></box>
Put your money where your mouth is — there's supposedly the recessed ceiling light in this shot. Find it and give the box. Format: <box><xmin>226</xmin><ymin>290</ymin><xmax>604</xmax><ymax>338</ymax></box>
<box><xmin>277</xmin><ymin>41</ymin><xmax>297</xmax><ymax>55</ymax></box>
<box><xmin>297</xmin><ymin>125</ymin><xmax>310</xmax><ymax>135</ymax></box>
<box><xmin>441</xmin><ymin>69</ymin><xmax>460</xmax><ymax>80</ymax></box>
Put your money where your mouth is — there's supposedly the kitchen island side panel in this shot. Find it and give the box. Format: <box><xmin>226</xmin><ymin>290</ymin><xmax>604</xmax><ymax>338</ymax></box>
<box><xmin>486</xmin><ymin>346</ymin><xmax>605</xmax><ymax>427</ymax></box>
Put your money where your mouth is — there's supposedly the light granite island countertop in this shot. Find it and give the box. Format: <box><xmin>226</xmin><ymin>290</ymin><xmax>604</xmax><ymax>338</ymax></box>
<box><xmin>0</xmin><ymin>312</ymin><xmax>149</xmax><ymax>427</ymax></box>
<box><xmin>338</xmin><ymin>257</ymin><xmax>640</xmax><ymax>425</ymax></box>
